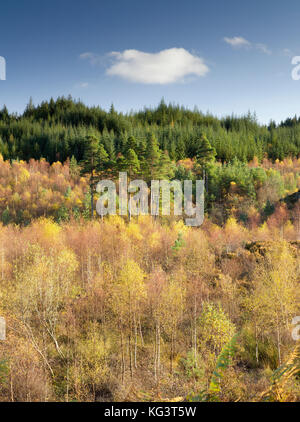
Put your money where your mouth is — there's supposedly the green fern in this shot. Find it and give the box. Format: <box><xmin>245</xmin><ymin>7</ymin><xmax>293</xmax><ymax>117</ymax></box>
<box><xmin>188</xmin><ymin>333</ymin><xmax>238</xmax><ymax>402</ymax></box>
<box><xmin>208</xmin><ymin>333</ymin><xmax>239</xmax><ymax>401</ymax></box>
<box><xmin>261</xmin><ymin>341</ymin><xmax>300</xmax><ymax>402</ymax></box>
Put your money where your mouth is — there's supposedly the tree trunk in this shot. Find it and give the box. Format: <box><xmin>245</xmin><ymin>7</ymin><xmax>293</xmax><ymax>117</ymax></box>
<box><xmin>276</xmin><ymin>315</ymin><xmax>281</xmax><ymax>365</ymax></box>
<box><xmin>120</xmin><ymin>328</ymin><xmax>125</xmax><ymax>383</ymax></box>
<box><xmin>170</xmin><ymin>332</ymin><xmax>173</xmax><ymax>375</ymax></box>
<box><xmin>193</xmin><ymin>297</ymin><xmax>197</xmax><ymax>368</ymax></box>
<box><xmin>90</xmin><ymin>184</ymin><xmax>94</xmax><ymax>218</ymax></box>
<box><xmin>128</xmin><ymin>333</ymin><xmax>133</xmax><ymax>379</ymax></box>
<box><xmin>157</xmin><ymin>323</ymin><xmax>161</xmax><ymax>376</ymax></box>
<box><xmin>154</xmin><ymin>324</ymin><xmax>157</xmax><ymax>383</ymax></box>
<box><xmin>255</xmin><ymin>322</ymin><xmax>259</xmax><ymax>364</ymax></box>
<box><xmin>139</xmin><ymin>316</ymin><xmax>144</xmax><ymax>346</ymax></box>
<box><xmin>154</xmin><ymin>322</ymin><xmax>161</xmax><ymax>384</ymax></box>
<box><xmin>134</xmin><ymin>313</ymin><xmax>137</xmax><ymax>369</ymax></box>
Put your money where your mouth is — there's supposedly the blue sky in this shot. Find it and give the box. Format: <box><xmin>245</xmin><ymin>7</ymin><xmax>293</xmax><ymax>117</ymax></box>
<box><xmin>1</xmin><ymin>0</ymin><xmax>300</xmax><ymax>123</ymax></box>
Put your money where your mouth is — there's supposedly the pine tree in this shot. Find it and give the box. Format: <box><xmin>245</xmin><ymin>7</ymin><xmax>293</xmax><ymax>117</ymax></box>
<box><xmin>196</xmin><ymin>134</ymin><xmax>216</xmax><ymax>166</ymax></box>
<box><xmin>125</xmin><ymin>148</ymin><xmax>140</xmax><ymax>180</ymax></box>
<box><xmin>196</xmin><ymin>134</ymin><xmax>216</xmax><ymax>192</ymax></box>
<box><xmin>125</xmin><ymin>136</ymin><xmax>138</xmax><ymax>155</ymax></box>
<box><xmin>137</xmin><ymin>139</ymin><xmax>147</xmax><ymax>177</ymax></box>
<box><xmin>159</xmin><ymin>151</ymin><xmax>174</xmax><ymax>180</ymax></box>
<box><xmin>145</xmin><ymin>133</ymin><xmax>161</xmax><ymax>181</ymax></box>
<box><xmin>80</xmin><ymin>134</ymin><xmax>107</xmax><ymax>218</ymax></box>
<box><xmin>69</xmin><ymin>155</ymin><xmax>79</xmax><ymax>177</ymax></box>
<box><xmin>176</xmin><ymin>137</ymin><xmax>186</xmax><ymax>161</ymax></box>
<box><xmin>98</xmin><ymin>143</ymin><xmax>109</xmax><ymax>174</ymax></box>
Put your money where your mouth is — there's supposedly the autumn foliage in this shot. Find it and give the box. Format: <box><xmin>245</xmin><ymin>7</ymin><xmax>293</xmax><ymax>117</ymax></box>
<box><xmin>0</xmin><ymin>152</ymin><xmax>298</xmax><ymax>401</ymax></box>
<box><xmin>0</xmin><ymin>213</ymin><xmax>298</xmax><ymax>402</ymax></box>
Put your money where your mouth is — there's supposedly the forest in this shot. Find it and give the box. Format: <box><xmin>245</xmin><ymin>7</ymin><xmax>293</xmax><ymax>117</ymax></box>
<box><xmin>0</xmin><ymin>97</ymin><xmax>299</xmax><ymax>402</ymax></box>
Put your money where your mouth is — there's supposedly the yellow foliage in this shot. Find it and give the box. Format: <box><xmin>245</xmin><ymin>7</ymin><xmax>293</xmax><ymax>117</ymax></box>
<box><xmin>34</xmin><ymin>218</ymin><xmax>62</xmax><ymax>244</ymax></box>
<box><xmin>149</xmin><ymin>231</ymin><xmax>161</xmax><ymax>248</ymax></box>
<box><xmin>107</xmin><ymin>214</ymin><xmax>126</xmax><ymax>228</ymax></box>
<box><xmin>19</xmin><ymin>168</ymin><xmax>30</xmax><ymax>183</ymax></box>
<box><xmin>126</xmin><ymin>222</ymin><xmax>143</xmax><ymax>240</ymax></box>
<box><xmin>171</xmin><ymin>219</ymin><xmax>189</xmax><ymax>235</ymax></box>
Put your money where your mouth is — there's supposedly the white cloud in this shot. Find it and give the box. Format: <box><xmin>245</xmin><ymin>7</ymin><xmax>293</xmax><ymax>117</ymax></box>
<box><xmin>223</xmin><ymin>36</ymin><xmax>251</xmax><ymax>48</ymax></box>
<box><xmin>256</xmin><ymin>43</ymin><xmax>271</xmax><ymax>55</ymax></box>
<box><xmin>79</xmin><ymin>52</ymin><xmax>102</xmax><ymax>65</ymax></box>
<box><xmin>224</xmin><ymin>36</ymin><xmax>271</xmax><ymax>54</ymax></box>
<box><xmin>105</xmin><ymin>48</ymin><xmax>209</xmax><ymax>84</ymax></box>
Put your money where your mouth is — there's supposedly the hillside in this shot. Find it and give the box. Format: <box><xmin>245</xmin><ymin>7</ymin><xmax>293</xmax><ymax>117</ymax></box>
<box><xmin>0</xmin><ymin>99</ymin><xmax>299</xmax><ymax>403</ymax></box>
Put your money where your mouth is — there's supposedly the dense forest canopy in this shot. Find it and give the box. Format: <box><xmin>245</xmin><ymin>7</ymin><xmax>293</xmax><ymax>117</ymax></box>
<box><xmin>1</xmin><ymin>97</ymin><xmax>300</xmax><ymax>227</ymax></box>
<box><xmin>1</xmin><ymin>96</ymin><xmax>300</xmax><ymax>164</ymax></box>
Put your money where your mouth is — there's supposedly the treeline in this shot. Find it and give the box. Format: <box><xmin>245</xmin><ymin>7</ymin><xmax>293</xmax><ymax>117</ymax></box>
<box><xmin>1</xmin><ymin>97</ymin><xmax>300</xmax><ymax>164</ymax></box>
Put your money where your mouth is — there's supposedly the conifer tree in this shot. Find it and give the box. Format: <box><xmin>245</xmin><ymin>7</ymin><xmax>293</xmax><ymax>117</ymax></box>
<box><xmin>176</xmin><ymin>137</ymin><xmax>186</xmax><ymax>161</ymax></box>
<box><xmin>125</xmin><ymin>136</ymin><xmax>138</xmax><ymax>155</ymax></box>
<box><xmin>196</xmin><ymin>134</ymin><xmax>216</xmax><ymax>192</ymax></box>
<box><xmin>80</xmin><ymin>134</ymin><xmax>108</xmax><ymax>218</ymax></box>
<box><xmin>125</xmin><ymin>148</ymin><xmax>140</xmax><ymax>180</ymax></box>
<box><xmin>69</xmin><ymin>155</ymin><xmax>79</xmax><ymax>177</ymax></box>
<box><xmin>159</xmin><ymin>151</ymin><xmax>175</xmax><ymax>180</ymax></box>
<box><xmin>196</xmin><ymin>134</ymin><xmax>216</xmax><ymax>166</ymax></box>
<box><xmin>145</xmin><ymin>133</ymin><xmax>161</xmax><ymax>181</ymax></box>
